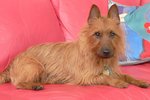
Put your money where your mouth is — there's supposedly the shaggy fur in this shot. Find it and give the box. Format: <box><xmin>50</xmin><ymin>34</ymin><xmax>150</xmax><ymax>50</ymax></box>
<box><xmin>0</xmin><ymin>4</ymin><xmax>149</xmax><ymax>90</ymax></box>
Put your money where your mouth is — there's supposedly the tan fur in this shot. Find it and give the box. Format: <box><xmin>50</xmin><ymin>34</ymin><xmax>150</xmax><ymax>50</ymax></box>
<box><xmin>0</xmin><ymin>4</ymin><xmax>149</xmax><ymax>90</ymax></box>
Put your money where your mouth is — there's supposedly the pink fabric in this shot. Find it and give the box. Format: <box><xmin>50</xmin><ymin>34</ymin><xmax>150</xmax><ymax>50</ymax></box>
<box><xmin>0</xmin><ymin>63</ymin><xmax>150</xmax><ymax>100</ymax></box>
<box><xmin>0</xmin><ymin>0</ymin><xmax>64</xmax><ymax>71</ymax></box>
<box><xmin>51</xmin><ymin>0</ymin><xmax>108</xmax><ymax>41</ymax></box>
<box><xmin>141</xmin><ymin>0</ymin><xmax>150</xmax><ymax>5</ymax></box>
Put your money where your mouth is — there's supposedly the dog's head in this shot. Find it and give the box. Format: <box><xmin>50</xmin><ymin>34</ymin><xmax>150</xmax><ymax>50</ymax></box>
<box><xmin>80</xmin><ymin>4</ymin><xmax>125</xmax><ymax>59</ymax></box>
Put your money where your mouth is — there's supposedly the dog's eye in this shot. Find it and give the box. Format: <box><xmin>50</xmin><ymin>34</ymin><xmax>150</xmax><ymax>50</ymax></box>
<box><xmin>94</xmin><ymin>32</ymin><xmax>101</xmax><ymax>38</ymax></box>
<box><xmin>110</xmin><ymin>31</ymin><xmax>116</xmax><ymax>38</ymax></box>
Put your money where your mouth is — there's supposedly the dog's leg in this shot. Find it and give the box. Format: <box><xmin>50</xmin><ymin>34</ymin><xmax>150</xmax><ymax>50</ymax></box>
<box><xmin>91</xmin><ymin>75</ymin><xmax>129</xmax><ymax>88</ymax></box>
<box><xmin>119</xmin><ymin>74</ymin><xmax>150</xmax><ymax>88</ymax></box>
<box><xmin>10</xmin><ymin>57</ymin><xmax>44</xmax><ymax>90</ymax></box>
<box><xmin>102</xmin><ymin>75</ymin><xmax>129</xmax><ymax>88</ymax></box>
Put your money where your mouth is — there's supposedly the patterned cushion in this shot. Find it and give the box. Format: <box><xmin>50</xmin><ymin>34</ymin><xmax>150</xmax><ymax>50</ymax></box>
<box><xmin>109</xmin><ymin>0</ymin><xmax>150</xmax><ymax>65</ymax></box>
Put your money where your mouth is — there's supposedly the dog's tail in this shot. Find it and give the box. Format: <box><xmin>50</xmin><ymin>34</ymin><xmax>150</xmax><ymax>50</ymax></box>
<box><xmin>0</xmin><ymin>67</ymin><xmax>11</xmax><ymax>84</ymax></box>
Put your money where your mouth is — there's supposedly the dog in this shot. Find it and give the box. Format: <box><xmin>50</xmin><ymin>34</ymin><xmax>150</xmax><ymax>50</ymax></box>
<box><xmin>0</xmin><ymin>4</ymin><xmax>149</xmax><ymax>90</ymax></box>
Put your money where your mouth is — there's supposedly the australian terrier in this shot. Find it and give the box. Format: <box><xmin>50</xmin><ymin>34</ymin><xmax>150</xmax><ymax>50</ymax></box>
<box><xmin>0</xmin><ymin>4</ymin><xmax>149</xmax><ymax>90</ymax></box>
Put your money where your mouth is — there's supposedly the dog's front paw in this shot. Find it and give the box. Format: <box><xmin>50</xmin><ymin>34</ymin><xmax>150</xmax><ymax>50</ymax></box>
<box><xmin>138</xmin><ymin>81</ymin><xmax>150</xmax><ymax>88</ymax></box>
<box><xmin>32</xmin><ymin>85</ymin><xmax>44</xmax><ymax>90</ymax></box>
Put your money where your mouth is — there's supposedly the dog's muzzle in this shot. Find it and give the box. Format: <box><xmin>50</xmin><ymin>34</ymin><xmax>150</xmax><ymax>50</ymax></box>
<box><xmin>98</xmin><ymin>48</ymin><xmax>114</xmax><ymax>58</ymax></box>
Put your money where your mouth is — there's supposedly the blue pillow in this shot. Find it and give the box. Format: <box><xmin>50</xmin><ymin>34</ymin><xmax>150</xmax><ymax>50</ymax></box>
<box><xmin>109</xmin><ymin>0</ymin><xmax>150</xmax><ymax>65</ymax></box>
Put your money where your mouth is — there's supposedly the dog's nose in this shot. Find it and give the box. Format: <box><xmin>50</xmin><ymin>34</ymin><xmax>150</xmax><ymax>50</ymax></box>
<box><xmin>99</xmin><ymin>48</ymin><xmax>113</xmax><ymax>58</ymax></box>
<box><xmin>102</xmin><ymin>49</ymin><xmax>110</xmax><ymax>56</ymax></box>
<box><xmin>103</xmin><ymin>49</ymin><xmax>110</xmax><ymax>56</ymax></box>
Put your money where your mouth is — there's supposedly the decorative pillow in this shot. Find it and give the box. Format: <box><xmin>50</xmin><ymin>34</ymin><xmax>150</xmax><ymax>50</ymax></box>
<box><xmin>109</xmin><ymin>0</ymin><xmax>150</xmax><ymax>65</ymax></box>
<box><xmin>125</xmin><ymin>3</ymin><xmax>150</xmax><ymax>61</ymax></box>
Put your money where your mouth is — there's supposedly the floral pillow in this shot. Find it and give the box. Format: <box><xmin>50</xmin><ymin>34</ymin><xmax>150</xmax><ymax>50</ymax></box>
<box><xmin>109</xmin><ymin>0</ymin><xmax>150</xmax><ymax>65</ymax></box>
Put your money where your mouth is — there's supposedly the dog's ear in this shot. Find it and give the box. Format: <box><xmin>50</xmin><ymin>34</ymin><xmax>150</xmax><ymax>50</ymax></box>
<box><xmin>88</xmin><ymin>4</ymin><xmax>101</xmax><ymax>23</ymax></box>
<box><xmin>108</xmin><ymin>4</ymin><xmax>120</xmax><ymax>23</ymax></box>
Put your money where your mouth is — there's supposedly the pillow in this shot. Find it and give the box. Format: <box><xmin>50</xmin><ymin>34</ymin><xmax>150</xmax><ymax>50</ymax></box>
<box><xmin>124</xmin><ymin>3</ymin><xmax>150</xmax><ymax>61</ymax></box>
<box><xmin>110</xmin><ymin>0</ymin><xmax>141</xmax><ymax>6</ymax></box>
<box><xmin>109</xmin><ymin>0</ymin><xmax>150</xmax><ymax>65</ymax></box>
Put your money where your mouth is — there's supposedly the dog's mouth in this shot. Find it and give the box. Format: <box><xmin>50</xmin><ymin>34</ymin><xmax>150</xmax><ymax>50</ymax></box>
<box><xmin>99</xmin><ymin>53</ymin><xmax>114</xmax><ymax>58</ymax></box>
